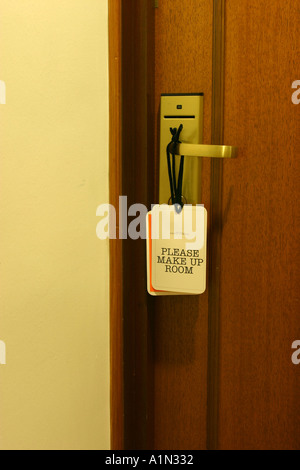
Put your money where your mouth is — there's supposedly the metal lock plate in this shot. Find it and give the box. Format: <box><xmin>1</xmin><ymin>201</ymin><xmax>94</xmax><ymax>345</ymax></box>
<box><xmin>159</xmin><ymin>93</ymin><xmax>204</xmax><ymax>205</ymax></box>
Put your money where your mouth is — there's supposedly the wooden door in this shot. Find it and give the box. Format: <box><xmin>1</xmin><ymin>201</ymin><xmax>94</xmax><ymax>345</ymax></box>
<box><xmin>113</xmin><ymin>0</ymin><xmax>300</xmax><ymax>450</ymax></box>
<box><xmin>153</xmin><ymin>0</ymin><xmax>213</xmax><ymax>451</ymax></box>
<box><xmin>153</xmin><ymin>0</ymin><xmax>299</xmax><ymax>450</ymax></box>
<box><xmin>219</xmin><ymin>0</ymin><xmax>300</xmax><ymax>450</ymax></box>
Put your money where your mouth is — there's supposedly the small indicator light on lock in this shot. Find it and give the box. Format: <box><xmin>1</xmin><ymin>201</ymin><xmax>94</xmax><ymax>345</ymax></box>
<box><xmin>177</xmin><ymin>105</ymin><xmax>182</xmax><ymax>109</ymax></box>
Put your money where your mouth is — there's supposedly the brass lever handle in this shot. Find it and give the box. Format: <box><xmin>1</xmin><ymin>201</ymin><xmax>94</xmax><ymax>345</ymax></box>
<box><xmin>174</xmin><ymin>143</ymin><xmax>238</xmax><ymax>159</ymax></box>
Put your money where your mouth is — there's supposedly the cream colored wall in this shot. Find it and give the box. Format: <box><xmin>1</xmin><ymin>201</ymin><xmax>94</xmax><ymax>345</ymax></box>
<box><xmin>0</xmin><ymin>0</ymin><xmax>110</xmax><ymax>450</ymax></box>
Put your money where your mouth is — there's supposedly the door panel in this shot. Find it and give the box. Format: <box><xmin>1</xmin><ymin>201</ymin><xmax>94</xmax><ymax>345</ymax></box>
<box><xmin>219</xmin><ymin>0</ymin><xmax>300</xmax><ymax>450</ymax></box>
<box><xmin>154</xmin><ymin>0</ymin><xmax>213</xmax><ymax>450</ymax></box>
<box><xmin>151</xmin><ymin>0</ymin><xmax>299</xmax><ymax>450</ymax></box>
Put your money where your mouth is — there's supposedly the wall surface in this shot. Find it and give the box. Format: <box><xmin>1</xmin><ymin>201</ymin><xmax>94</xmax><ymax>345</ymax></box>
<box><xmin>0</xmin><ymin>0</ymin><xmax>110</xmax><ymax>450</ymax></box>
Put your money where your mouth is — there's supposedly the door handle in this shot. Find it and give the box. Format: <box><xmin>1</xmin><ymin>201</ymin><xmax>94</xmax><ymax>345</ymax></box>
<box><xmin>159</xmin><ymin>94</ymin><xmax>238</xmax><ymax>204</ymax></box>
<box><xmin>173</xmin><ymin>142</ymin><xmax>238</xmax><ymax>159</ymax></box>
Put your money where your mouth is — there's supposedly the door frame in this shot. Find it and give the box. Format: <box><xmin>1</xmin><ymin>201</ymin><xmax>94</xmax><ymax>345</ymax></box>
<box><xmin>108</xmin><ymin>0</ymin><xmax>123</xmax><ymax>451</ymax></box>
<box><xmin>108</xmin><ymin>0</ymin><xmax>155</xmax><ymax>450</ymax></box>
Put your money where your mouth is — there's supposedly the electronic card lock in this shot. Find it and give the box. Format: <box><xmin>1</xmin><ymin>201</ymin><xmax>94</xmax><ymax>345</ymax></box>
<box><xmin>146</xmin><ymin>94</ymin><xmax>238</xmax><ymax>297</ymax></box>
<box><xmin>159</xmin><ymin>93</ymin><xmax>238</xmax><ymax>205</ymax></box>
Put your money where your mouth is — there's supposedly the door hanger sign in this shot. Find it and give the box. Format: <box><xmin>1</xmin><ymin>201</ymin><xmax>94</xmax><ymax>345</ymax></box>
<box><xmin>146</xmin><ymin>204</ymin><xmax>207</xmax><ymax>296</ymax></box>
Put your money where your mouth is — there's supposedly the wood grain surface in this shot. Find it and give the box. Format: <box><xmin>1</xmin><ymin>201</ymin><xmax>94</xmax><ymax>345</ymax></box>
<box><xmin>121</xmin><ymin>0</ymin><xmax>155</xmax><ymax>450</ymax></box>
<box><xmin>219</xmin><ymin>0</ymin><xmax>300</xmax><ymax>450</ymax></box>
<box><xmin>207</xmin><ymin>0</ymin><xmax>226</xmax><ymax>450</ymax></box>
<box><xmin>108</xmin><ymin>0</ymin><xmax>123</xmax><ymax>450</ymax></box>
<box><xmin>153</xmin><ymin>0</ymin><xmax>214</xmax><ymax>450</ymax></box>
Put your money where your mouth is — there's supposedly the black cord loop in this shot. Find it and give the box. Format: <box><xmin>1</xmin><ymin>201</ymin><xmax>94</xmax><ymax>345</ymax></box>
<box><xmin>166</xmin><ymin>125</ymin><xmax>185</xmax><ymax>207</ymax></box>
